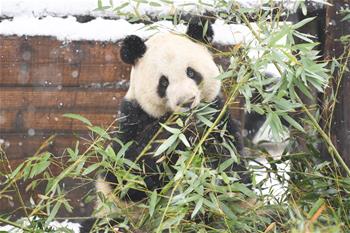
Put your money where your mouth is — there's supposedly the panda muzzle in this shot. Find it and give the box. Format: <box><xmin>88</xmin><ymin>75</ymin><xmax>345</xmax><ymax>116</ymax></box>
<box><xmin>176</xmin><ymin>96</ymin><xmax>196</xmax><ymax>110</ymax></box>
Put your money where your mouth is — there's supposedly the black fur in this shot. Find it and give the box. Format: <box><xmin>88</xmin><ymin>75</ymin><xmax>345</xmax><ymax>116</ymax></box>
<box><xmin>109</xmin><ymin>99</ymin><xmax>171</xmax><ymax>202</ymax></box>
<box><xmin>80</xmin><ymin>218</ymin><xmax>127</xmax><ymax>233</ymax></box>
<box><xmin>186</xmin><ymin>17</ymin><xmax>214</xmax><ymax>43</ymax></box>
<box><xmin>244</xmin><ymin>111</ymin><xmax>266</xmax><ymax>140</ymax></box>
<box><xmin>120</xmin><ymin>35</ymin><xmax>146</xmax><ymax>65</ymax></box>
<box><xmin>209</xmin><ymin>96</ymin><xmax>250</xmax><ymax>184</ymax></box>
<box><xmin>186</xmin><ymin>67</ymin><xmax>203</xmax><ymax>85</ymax></box>
<box><xmin>106</xmin><ymin>96</ymin><xmax>250</xmax><ymax>202</ymax></box>
<box><xmin>157</xmin><ymin>75</ymin><xmax>169</xmax><ymax>98</ymax></box>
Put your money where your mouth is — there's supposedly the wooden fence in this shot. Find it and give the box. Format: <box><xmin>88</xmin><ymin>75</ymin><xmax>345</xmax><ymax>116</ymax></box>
<box><xmin>0</xmin><ymin>36</ymin><xmax>130</xmax><ymax>159</ymax></box>
<box><xmin>0</xmin><ymin>36</ymin><xmax>131</xmax><ymax>217</ymax></box>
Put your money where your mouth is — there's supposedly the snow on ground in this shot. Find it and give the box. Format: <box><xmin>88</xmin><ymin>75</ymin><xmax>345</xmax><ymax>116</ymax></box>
<box><xmin>0</xmin><ymin>219</ymin><xmax>81</xmax><ymax>233</ymax></box>
<box><xmin>250</xmin><ymin>124</ymin><xmax>290</xmax><ymax>203</ymax></box>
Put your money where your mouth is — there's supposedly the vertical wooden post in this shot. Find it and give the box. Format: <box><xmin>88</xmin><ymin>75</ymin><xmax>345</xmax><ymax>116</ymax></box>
<box><xmin>324</xmin><ymin>0</ymin><xmax>350</xmax><ymax>165</ymax></box>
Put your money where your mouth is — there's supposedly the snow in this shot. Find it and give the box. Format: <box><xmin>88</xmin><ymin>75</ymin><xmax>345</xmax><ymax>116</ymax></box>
<box><xmin>0</xmin><ymin>15</ymin><xmax>256</xmax><ymax>45</ymax></box>
<box><xmin>0</xmin><ymin>219</ymin><xmax>81</xmax><ymax>233</ymax></box>
<box><xmin>212</xmin><ymin>19</ymin><xmax>255</xmax><ymax>45</ymax></box>
<box><xmin>0</xmin><ymin>0</ymin><xmax>301</xmax><ymax>45</ymax></box>
<box><xmin>0</xmin><ymin>0</ymin><xmax>114</xmax><ymax>18</ymax></box>
<box><xmin>0</xmin><ymin>16</ymin><xmax>149</xmax><ymax>41</ymax></box>
<box><xmin>250</xmin><ymin>124</ymin><xmax>290</xmax><ymax>203</ymax></box>
<box><xmin>0</xmin><ymin>0</ymin><xmax>299</xmax><ymax>18</ymax></box>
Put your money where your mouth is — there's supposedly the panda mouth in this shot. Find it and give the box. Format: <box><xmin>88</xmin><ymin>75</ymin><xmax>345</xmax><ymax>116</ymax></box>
<box><xmin>171</xmin><ymin>97</ymin><xmax>200</xmax><ymax>113</ymax></box>
<box><xmin>181</xmin><ymin>101</ymin><xmax>193</xmax><ymax>109</ymax></box>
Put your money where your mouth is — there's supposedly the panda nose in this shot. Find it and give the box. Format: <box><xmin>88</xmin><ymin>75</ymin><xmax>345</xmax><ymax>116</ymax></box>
<box><xmin>177</xmin><ymin>96</ymin><xmax>195</xmax><ymax>109</ymax></box>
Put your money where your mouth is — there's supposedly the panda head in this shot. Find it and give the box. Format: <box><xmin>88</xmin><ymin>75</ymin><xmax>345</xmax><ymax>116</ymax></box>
<box><xmin>120</xmin><ymin>17</ymin><xmax>221</xmax><ymax>118</ymax></box>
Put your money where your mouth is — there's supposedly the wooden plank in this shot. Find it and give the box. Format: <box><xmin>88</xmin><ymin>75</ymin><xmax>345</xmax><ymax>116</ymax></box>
<box><xmin>0</xmin><ymin>87</ymin><xmax>125</xmax><ymax>110</ymax></box>
<box><xmin>0</xmin><ymin>171</ymin><xmax>95</xmax><ymax>218</ymax></box>
<box><xmin>0</xmin><ymin>63</ymin><xmax>130</xmax><ymax>86</ymax></box>
<box><xmin>0</xmin><ymin>134</ymin><xmax>92</xmax><ymax>160</ymax></box>
<box><xmin>324</xmin><ymin>1</ymin><xmax>350</xmax><ymax>166</ymax></box>
<box><xmin>0</xmin><ymin>36</ymin><xmax>122</xmax><ymax>64</ymax></box>
<box><xmin>0</xmin><ymin>110</ymin><xmax>118</xmax><ymax>133</ymax></box>
<box><xmin>0</xmin><ymin>35</ymin><xmax>131</xmax><ymax>86</ymax></box>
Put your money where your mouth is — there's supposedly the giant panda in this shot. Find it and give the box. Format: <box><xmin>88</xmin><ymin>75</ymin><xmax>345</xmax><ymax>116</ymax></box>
<box><xmin>80</xmin><ymin>17</ymin><xmax>251</xmax><ymax>233</ymax></box>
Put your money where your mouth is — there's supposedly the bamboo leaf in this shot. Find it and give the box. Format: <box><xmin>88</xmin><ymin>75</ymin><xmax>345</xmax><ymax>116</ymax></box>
<box><xmin>63</xmin><ymin>113</ymin><xmax>92</xmax><ymax>126</ymax></box>
<box><xmin>292</xmin><ymin>17</ymin><xmax>316</xmax><ymax>30</ymax></box>
<box><xmin>218</xmin><ymin>158</ymin><xmax>235</xmax><ymax>172</ymax></box>
<box><xmin>82</xmin><ymin>163</ymin><xmax>100</xmax><ymax>176</ymax></box>
<box><xmin>307</xmin><ymin>198</ymin><xmax>325</xmax><ymax>219</ymax></box>
<box><xmin>282</xmin><ymin>114</ymin><xmax>305</xmax><ymax>132</ymax></box>
<box><xmin>88</xmin><ymin>126</ymin><xmax>111</xmax><ymax>139</ymax></box>
<box><xmin>179</xmin><ymin>133</ymin><xmax>191</xmax><ymax>148</ymax></box>
<box><xmin>160</xmin><ymin>123</ymin><xmax>181</xmax><ymax>135</ymax></box>
<box><xmin>149</xmin><ymin>190</ymin><xmax>157</xmax><ymax>217</ymax></box>
<box><xmin>154</xmin><ymin>134</ymin><xmax>178</xmax><ymax>156</ymax></box>
<box><xmin>191</xmin><ymin>198</ymin><xmax>203</xmax><ymax>219</ymax></box>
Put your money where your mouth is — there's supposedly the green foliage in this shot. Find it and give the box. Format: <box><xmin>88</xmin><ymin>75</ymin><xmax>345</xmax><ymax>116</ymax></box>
<box><xmin>1</xmin><ymin>1</ymin><xmax>350</xmax><ymax>233</ymax></box>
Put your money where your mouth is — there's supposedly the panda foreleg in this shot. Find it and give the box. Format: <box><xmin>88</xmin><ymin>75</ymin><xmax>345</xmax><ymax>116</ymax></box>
<box><xmin>79</xmin><ymin>176</ymin><xmax>124</xmax><ymax>232</ymax></box>
<box><xmin>81</xmin><ymin>175</ymin><xmax>147</xmax><ymax>232</ymax></box>
<box><xmin>211</xmin><ymin>96</ymin><xmax>251</xmax><ymax>184</ymax></box>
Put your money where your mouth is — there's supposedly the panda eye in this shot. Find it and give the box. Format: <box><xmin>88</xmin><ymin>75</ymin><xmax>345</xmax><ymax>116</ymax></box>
<box><xmin>187</xmin><ymin>67</ymin><xmax>195</xmax><ymax>78</ymax></box>
<box><xmin>159</xmin><ymin>75</ymin><xmax>169</xmax><ymax>87</ymax></box>
<box><xmin>157</xmin><ymin>75</ymin><xmax>169</xmax><ymax>98</ymax></box>
<box><xmin>186</xmin><ymin>67</ymin><xmax>202</xmax><ymax>85</ymax></box>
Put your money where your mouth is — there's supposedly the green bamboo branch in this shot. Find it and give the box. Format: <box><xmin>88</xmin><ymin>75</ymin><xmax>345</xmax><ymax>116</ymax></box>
<box><xmin>239</xmin><ymin>8</ymin><xmax>350</xmax><ymax>177</ymax></box>
<box><xmin>30</xmin><ymin>121</ymin><xmax>118</xmax><ymax>216</ymax></box>
<box><xmin>296</xmin><ymin>95</ymin><xmax>350</xmax><ymax>176</ymax></box>
<box><xmin>327</xmin><ymin>48</ymin><xmax>350</xmax><ymax>136</ymax></box>
<box><xmin>156</xmin><ymin>71</ymin><xmax>252</xmax><ymax>233</ymax></box>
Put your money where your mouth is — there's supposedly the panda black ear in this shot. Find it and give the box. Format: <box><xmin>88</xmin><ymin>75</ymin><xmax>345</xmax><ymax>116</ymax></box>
<box><xmin>120</xmin><ymin>35</ymin><xmax>146</xmax><ymax>65</ymax></box>
<box><xmin>186</xmin><ymin>17</ymin><xmax>214</xmax><ymax>43</ymax></box>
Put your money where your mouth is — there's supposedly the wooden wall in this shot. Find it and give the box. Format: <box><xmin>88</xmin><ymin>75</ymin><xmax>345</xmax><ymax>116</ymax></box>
<box><xmin>0</xmin><ymin>36</ymin><xmax>131</xmax><ymax>218</ymax></box>
<box><xmin>0</xmin><ymin>36</ymin><xmax>130</xmax><ymax>160</ymax></box>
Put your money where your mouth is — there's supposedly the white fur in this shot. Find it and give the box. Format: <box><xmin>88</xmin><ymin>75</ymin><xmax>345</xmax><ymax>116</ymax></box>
<box><xmin>94</xmin><ymin>176</ymin><xmax>119</xmax><ymax>218</ymax></box>
<box><xmin>125</xmin><ymin>33</ymin><xmax>221</xmax><ymax>118</ymax></box>
<box><xmin>94</xmin><ymin>176</ymin><xmax>146</xmax><ymax>221</ymax></box>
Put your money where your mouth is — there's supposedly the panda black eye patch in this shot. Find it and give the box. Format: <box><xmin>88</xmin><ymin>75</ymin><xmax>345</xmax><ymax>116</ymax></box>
<box><xmin>157</xmin><ymin>75</ymin><xmax>169</xmax><ymax>98</ymax></box>
<box><xmin>186</xmin><ymin>67</ymin><xmax>203</xmax><ymax>85</ymax></box>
